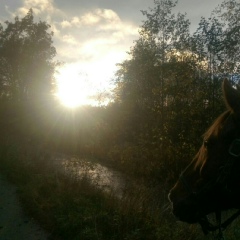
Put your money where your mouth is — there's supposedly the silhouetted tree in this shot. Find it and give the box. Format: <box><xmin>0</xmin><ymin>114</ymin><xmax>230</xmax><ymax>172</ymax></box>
<box><xmin>213</xmin><ymin>0</ymin><xmax>240</xmax><ymax>78</ymax></box>
<box><xmin>0</xmin><ymin>9</ymin><xmax>58</xmax><ymax>102</ymax></box>
<box><xmin>112</xmin><ymin>0</ymin><xmax>229</xmax><ymax>179</ymax></box>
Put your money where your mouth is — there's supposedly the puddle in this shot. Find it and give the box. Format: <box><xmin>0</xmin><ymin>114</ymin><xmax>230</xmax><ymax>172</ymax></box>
<box><xmin>52</xmin><ymin>154</ymin><xmax>126</xmax><ymax>197</ymax></box>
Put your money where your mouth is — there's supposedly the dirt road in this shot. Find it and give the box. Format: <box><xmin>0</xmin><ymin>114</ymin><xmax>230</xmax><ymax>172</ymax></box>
<box><xmin>0</xmin><ymin>174</ymin><xmax>49</xmax><ymax>240</ymax></box>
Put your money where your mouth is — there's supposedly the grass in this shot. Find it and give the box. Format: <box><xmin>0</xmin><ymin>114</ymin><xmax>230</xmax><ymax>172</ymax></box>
<box><xmin>1</xmin><ymin>138</ymin><xmax>240</xmax><ymax>240</ymax></box>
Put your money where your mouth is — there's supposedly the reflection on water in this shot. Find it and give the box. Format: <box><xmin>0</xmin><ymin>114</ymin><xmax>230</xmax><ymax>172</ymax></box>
<box><xmin>53</xmin><ymin>154</ymin><xmax>125</xmax><ymax>197</ymax></box>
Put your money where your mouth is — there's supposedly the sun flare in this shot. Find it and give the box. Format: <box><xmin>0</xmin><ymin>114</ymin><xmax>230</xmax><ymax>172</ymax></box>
<box><xmin>55</xmin><ymin>52</ymin><xmax>125</xmax><ymax>108</ymax></box>
<box><xmin>55</xmin><ymin>66</ymin><xmax>95</xmax><ymax>108</ymax></box>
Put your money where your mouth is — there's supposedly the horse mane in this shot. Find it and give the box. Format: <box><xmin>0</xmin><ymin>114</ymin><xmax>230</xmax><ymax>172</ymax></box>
<box><xmin>203</xmin><ymin>110</ymin><xmax>232</xmax><ymax>140</ymax></box>
<box><xmin>193</xmin><ymin>110</ymin><xmax>232</xmax><ymax>171</ymax></box>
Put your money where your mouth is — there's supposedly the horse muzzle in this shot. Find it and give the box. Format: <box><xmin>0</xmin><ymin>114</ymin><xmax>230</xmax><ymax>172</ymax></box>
<box><xmin>168</xmin><ymin>190</ymin><xmax>201</xmax><ymax>223</ymax></box>
<box><xmin>172</xmin><ymin>201</ymin><xmax>200</xmax><ymax>223</ymax></box>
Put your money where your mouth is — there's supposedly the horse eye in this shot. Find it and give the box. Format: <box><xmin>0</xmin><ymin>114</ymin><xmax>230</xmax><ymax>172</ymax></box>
<box><xmin>203</xmin><ymin>140</ymin><xmax>208</xmax><ymax>148</ymax></box>
<box><xmin>203</xmin><ymin>138</ymin><xmax>215</xmax><ymax>148</ymax></box>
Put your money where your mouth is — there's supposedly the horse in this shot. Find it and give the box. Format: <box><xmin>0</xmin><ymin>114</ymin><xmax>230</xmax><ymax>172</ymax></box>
<box><xmin>168</xmin><ymin>79</ymin><xmax>240</xmax><ymax>236</ymax></box>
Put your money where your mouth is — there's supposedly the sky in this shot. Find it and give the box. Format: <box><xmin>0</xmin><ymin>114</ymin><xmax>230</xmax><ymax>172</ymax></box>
<box><xmin>0</xmin><ymin>0</ymin><xmax>224</xmax><ymax>106</ymax></box>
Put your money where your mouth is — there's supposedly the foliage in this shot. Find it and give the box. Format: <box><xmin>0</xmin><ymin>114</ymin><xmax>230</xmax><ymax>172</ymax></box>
<box><xmin>0</xmin><ymin>138</ymin><xmax>209</xmax><ymax>240</ymax></box>
<box><xmin>1</xmin><ymin>1</ymin><xmax>240</xmax><ymax>239</ymax></box>
<box><xmin>0</xmin><ymin>9</ymin><xmax>58</xmax><ymax>102</ymax></box>
<box><xmin>112</xmin><ymin>0</ymin><xmax>240</xmax><ymax>182</ymax></box>
<box><xmin>213</xmin><ymin>0</ymin><xmax>240</xmax><ymax>74</ymax></box>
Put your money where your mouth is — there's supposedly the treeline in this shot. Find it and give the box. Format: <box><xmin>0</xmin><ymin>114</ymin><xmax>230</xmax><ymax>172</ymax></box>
<box><xmin>1</xmin><ymin>0</ymin><xmax>240</xmax><ymax>184</ymax></box>
<box><xmin>107</xmin><ymin>0</ymin><xmax>240</xmax><ymax>180</ymax></box>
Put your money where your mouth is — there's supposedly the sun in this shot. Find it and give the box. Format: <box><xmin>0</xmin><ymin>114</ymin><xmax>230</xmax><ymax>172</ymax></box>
<box><xmin>55</xmin><ymin>65</ymin><xmax>95</xmax><ymax>108</ymax></box>
<box><xmin>55</xmin><ymin>53</ymin><xmax>123</xmax><ymax>108</ymax></box>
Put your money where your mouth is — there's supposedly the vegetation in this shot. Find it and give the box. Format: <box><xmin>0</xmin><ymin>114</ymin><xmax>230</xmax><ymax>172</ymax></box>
<box><xmin>0</xmin><ymin>9</ymin><xmax>58</xmax><ymax>102</ymax></box>
<box><xmin>1</xmin><ymin>0</ymin><xmax>240</xmax><ymax>239</ymax></box>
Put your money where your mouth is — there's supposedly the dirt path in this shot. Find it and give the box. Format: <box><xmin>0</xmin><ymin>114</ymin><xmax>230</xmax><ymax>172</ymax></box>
<box><xmin>0</xmin><ymin>174</ymin><xmax>49</xmax><ymax>240</ymax></box>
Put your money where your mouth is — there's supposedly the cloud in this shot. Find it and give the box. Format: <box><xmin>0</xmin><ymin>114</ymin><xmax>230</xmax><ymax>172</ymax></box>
<box><xmin>2</xmin><ymin>0</ymin><xmax>139</xmax><ymax>94</ymax></box>
<box><xmin>54</xmin><ymin>7</ymin><xmax>138</xmax><ymax>63</ymax></box>
<box><xmin>16</xmin><ymin>0</ymin><xmax>61</xmax><ymax>16</ymax></box>
<box><xmin>80</xmin><ymin>9</ymin><xmax>116</xmax><ymax>26</ymax></box>
<box><xmin>56</xmin><ymin>10</ymin><xmax>138</xmax><ymax>93</ymax></box>
<box><xmin>60</xmin><ymin>8</ymin><xmax>123</xmax><ymax>29</ymax></box>
<box><xmin>60</xmin><ymin>20</ymin><xmax>71</xmax><ymax>28</ymax></box>
<box><xmin>62</xmin><ymin>34</ymin><xmax>78</xmax><ymax>45</ymax></box>
<box><xmin>3</xmin><ymin>0</ymin><xmax>138</xmax><ymax>61</ymax></box>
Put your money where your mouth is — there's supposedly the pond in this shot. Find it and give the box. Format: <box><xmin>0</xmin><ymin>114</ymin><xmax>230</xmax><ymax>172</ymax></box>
<box><xmin>51</xmin><ymin>153</ymin><xmax>126</xmax><ymax>197</ymax></box>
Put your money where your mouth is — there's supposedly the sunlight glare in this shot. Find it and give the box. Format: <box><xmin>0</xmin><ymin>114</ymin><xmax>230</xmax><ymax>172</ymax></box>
<box><xmin>56</xmin><ymin>66</ymin><xmax>94</xmax><ymax>108</ymax></box>
<box><xmin>55</xmin><ymin>51</ymin><xmax>127</xmax><ymax>108</ymax></box>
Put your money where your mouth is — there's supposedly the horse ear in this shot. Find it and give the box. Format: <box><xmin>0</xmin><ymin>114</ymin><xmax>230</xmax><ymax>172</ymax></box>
<box><xmin>223</xmin><ymin>79</ymin><xmax>240</xmax><ymax>115</ymax></box>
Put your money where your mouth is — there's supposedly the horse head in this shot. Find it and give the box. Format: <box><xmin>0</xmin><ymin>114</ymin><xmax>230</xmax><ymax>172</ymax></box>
<box><xmin>168</xmin><ymin>79</ymin><xmax>240</xmax><ymax>225</ymax></box>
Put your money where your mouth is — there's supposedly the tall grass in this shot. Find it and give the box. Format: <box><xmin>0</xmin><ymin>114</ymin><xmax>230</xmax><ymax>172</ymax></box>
<box><xmin>0</xmin><ymin>138</ymin><xmax>239</xmax><ymax>240</ymax></box>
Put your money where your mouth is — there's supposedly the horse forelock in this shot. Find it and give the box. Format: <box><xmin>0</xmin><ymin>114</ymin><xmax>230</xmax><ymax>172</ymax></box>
<box><xmin>193</xmin><ymin>111</ymin><xmax>233</xmax><ymax>171</ymax></box>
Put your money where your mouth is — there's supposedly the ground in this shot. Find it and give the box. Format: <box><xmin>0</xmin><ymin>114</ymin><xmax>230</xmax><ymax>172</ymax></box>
<box><xmin>0</xmin><ymin>174</ymin><xmax>49</xmax><ymax>240</ymax></box>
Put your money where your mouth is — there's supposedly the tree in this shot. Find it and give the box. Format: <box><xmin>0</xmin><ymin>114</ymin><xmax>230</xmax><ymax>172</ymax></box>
<box><xmin>0</xmin><ymin>9</ymin><xmax>58</xmax><ymax>102</ymax></box>
<box><xmin>190</xmin><ymin>16</ymin><xmax>224</xmax><ymax>118</ymax></box>
<box><xmin>213</xmin><ymin>0</ymin><xmax>240</xmax><ymax>79</ymax></box>
<box><xmin>115</xmin><ymin>0</ymin><xmax>191</xmax><ymax>113</ymax></box>
<box><xmin>115</xmin><ymin>0</ymin><xmax>193</xmax><ymax>141</ymax></box>
<box><xmin>112</xmin><ymin>0</ymin><xmax>229</xmax><ymax>179</ymax></box>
